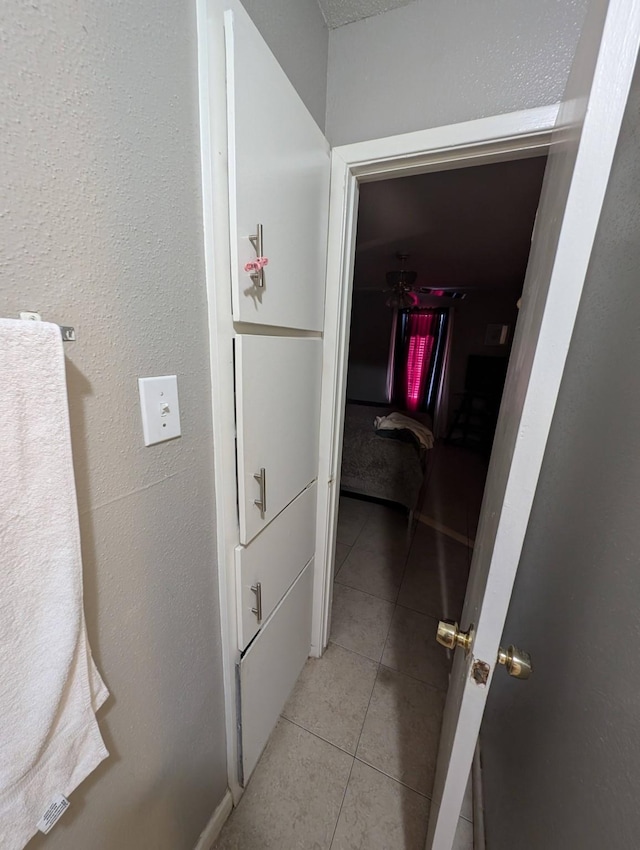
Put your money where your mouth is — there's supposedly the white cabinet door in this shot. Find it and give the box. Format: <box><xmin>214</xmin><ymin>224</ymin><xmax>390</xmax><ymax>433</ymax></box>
<box><xmin>426</xmin><ymin>2</ymin><xmax>640</xmax><ymax>847</ymax></box>
<box><xmin>225</xmin><ymin>8</ymin><xmax>330</xmax><ymax>332</ymax></box>
<box><xmin>237</xmin><ymin>558</ymin><xmax>313</xmax><ymax>782</ymax></box>
<box><xmin>235</xmin><ymin>334</ymin><xmax>322</xmax><ymax>545</ymax></box>
<box><xmin>236</xmin><ymin>482</ymin><xmax>317</xmax><ymax>650</ymax></box>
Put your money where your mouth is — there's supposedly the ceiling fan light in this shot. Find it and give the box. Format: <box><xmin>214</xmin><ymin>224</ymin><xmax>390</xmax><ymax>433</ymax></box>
<box><xmin>385</xmin><ymin>269</ymin><xmax>417</xmax><ymax>288</ymax></box>
<box><xmin>385</xmin><ymin>290</ymin><xmax>416</xmax><ymax>309</ymax></box>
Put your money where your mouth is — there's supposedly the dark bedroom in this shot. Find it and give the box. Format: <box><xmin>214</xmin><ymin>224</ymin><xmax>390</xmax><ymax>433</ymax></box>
<box><xmin>331</xmin><ymin>154</ymin><xmax>547</xmax><ymax>688</ymax></box>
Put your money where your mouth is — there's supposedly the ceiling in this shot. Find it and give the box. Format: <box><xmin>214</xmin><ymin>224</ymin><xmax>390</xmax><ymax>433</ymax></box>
<box><xmin>353</xmin><ymin>156</ymin><xmax>548</xmax><ymax>295</ymax></box>
<box><xmin>317</xmin><ymin>0</ymin><xmax>415</xmax><ymax>29</ymax></box>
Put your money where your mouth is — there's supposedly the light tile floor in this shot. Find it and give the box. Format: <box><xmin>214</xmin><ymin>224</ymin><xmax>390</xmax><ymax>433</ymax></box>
<box><xmin>216</xmin><ymin>445</ymin><xmax>486</xmax><ymax>850</ymax></box>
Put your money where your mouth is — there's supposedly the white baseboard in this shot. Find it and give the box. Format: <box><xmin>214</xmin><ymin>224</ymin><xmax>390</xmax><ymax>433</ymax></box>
<box><xmin>193</xmin><ymin>789</ymin><xmax>233</xmax><ymax>850</ymax></box>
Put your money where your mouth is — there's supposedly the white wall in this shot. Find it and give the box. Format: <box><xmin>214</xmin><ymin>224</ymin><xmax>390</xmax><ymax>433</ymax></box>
<box><xmin>326</xmin><ymin>0</ymin><xmax>588</xmax><ymax>145</ymax></box>
<box><xmin>241</xmin><ymin>0</ymin><xmax>329</xmax><ymax>129</ymax></box>
<box><xmin>1</xmin><ymin>1</ymin><xmax>227</xmax><ymax>848</ymax></box>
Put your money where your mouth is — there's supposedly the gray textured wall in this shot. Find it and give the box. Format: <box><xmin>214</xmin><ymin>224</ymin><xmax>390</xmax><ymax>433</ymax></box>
<box><xmin>241</xmin><ymin>0</ymin><xmax>329</xmax><ymax>129</ymax></box>
<box><xmin>1</xmin><ymin>1</ymin><xmax>227</xmax><ymax>848</ymax></box>
<box><xmin>326</xmin><ymin>0</ymin><xmax>588</xmax><ymax>145</ymax></box>
<box><xmin>481</xmin><ymin>54</ymin><xmax>640</xmax><ymax>850</ymax></box>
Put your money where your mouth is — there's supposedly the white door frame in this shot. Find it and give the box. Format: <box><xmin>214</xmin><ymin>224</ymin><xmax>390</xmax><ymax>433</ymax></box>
<box><xmin>312</xmin><ymin>105</ymin><xmax>558</xmax><ymax>655</ymax></box>
<box><xmin>196</xmin><ymin>0</ymin><xmax>248</xmax><ymax>802</ymax></box>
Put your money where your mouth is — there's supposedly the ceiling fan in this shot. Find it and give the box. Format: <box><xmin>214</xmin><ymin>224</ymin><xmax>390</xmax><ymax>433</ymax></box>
<box><xmin>384</xmin><ymin>253</ymin><xmax>467</xmax><ymax>308</ymax></box>
<box><xmin>384</xmin><ymin>253</ymin><xmax>418</xmax><ymax>309</ymax></box>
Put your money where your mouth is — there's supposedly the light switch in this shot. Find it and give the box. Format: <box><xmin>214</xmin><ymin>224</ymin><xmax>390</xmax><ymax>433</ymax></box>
<box><xmin>138</xmin><ymin>375</ymin><xmax>181</xmax><ymax>446</ymax></box>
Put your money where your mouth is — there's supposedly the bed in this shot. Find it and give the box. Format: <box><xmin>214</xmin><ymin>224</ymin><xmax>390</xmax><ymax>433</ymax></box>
<box><xmin>339</xmin><ymin>403</ymin><xmax>430</xmax><ymax>514</ymax></box>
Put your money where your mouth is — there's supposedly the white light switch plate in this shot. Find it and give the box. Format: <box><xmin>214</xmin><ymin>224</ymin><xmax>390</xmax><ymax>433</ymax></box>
<box><xmin>138</xmin><ymin>375</ymin><xmax>181</xmax><ymax>446</ymax></box>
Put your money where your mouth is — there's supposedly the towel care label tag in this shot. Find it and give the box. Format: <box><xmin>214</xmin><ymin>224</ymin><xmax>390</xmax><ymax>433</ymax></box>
<box><xmin>37</xmin><ymin>794</ymin><xmax>70</xmax><ymax>834</ymax></box>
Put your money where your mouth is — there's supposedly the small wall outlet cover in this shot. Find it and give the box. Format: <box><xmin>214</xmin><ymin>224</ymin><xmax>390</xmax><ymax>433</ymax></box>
<box><xmin>138</xmin><ymin>375</ymin><xmax>181</xmax><ymax>446</ymax></box>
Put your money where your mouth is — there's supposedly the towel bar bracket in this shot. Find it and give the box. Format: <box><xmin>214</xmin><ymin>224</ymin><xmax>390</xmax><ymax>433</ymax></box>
<box><xmin>19</xmin><ymin>312</ymin><xmax>76</xmax><ymax>342</ymax></box>
<box><xmin>59</xmin><ymin>326</ymin><xmax>76</xmax><ymax>342</ymax></box>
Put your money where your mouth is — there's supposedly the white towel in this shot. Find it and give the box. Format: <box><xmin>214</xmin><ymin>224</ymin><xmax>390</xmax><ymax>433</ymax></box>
<box><xmin>374</xmin><ymin>411</ymin><xmax>435</xmax><ymax>450</ymax></box>
<box><xmin>0</xmin><ymin>319</ymin><xmax>109</xmax><ymax>849</ymax></box>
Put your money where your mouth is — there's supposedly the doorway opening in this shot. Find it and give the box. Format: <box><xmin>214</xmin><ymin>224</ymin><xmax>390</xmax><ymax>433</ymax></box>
<box><xmin>341</xmin><ymin>154</ymin><xmax>546</xmax><ymax>532</ymax></box>
<box><xmin>327</xmin><ymin>152</ymin><xmax>547</xmax><ymax>823</ymax></box>
<box><xmin>314</xmin><ymin>110</ymin><xmax>557</xmax><ymax>661</ymax></box>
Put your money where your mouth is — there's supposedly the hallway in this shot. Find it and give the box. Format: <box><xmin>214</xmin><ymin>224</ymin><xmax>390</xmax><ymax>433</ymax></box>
<box><xmin>216</xmin><ymin>446</ymin><xmax>487</xmax><ymax>849</ymax></box>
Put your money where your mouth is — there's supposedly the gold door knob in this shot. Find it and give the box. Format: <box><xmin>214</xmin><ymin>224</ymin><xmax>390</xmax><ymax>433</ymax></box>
<box><xmin>436</xmin><ymin>620</ymin><xmax>473</xmax><ymax>653</ymax></box>
<box><xmin>498</xmin><ymin>645</ymin><xmax>532</xmax><ymax>679</ymax></box>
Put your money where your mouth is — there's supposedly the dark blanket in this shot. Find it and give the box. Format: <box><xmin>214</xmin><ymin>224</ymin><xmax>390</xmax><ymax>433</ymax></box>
<box><xmin>340</xmin><ymin>404</ymin><xmax>427</xmax><ymax>512</ymax></box>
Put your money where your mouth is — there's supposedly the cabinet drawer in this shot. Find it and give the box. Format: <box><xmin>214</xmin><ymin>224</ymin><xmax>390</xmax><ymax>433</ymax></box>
<box><xmin>235</xmin><ymin>481</ymin><xmax>316</xmax><ymax>650</ymax></box>
<box><xmin>238</xmin><ymin>557</ymin><xmax>313</xmax><ymax>783</ymax></box>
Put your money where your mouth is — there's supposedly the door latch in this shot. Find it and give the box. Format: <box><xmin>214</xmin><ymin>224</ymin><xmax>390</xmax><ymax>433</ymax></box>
<box><xmin>436</xmin><ymin>620</ymin><xmax>532</xmax><ymax>680</ymax></box>
<box><xmin>497</xmin><ymin>645</ymin><xmax>532</xmax><ymax>679</ymax></box>
<box><xmin>436</xmin><ymin>620</ymin><xmax>474</xmax><ymax>654</ymax></box>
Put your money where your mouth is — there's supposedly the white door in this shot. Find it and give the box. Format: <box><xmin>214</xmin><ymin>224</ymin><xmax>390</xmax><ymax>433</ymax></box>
<box><xmin>221</xmin><ymin>5</ymin><xmax>330</xmax><ymax>784</ymax></box>
<box><xmin>427</xmin><ymin>1</ymin><xmax>640</xmax><ymax>846</ymax></box>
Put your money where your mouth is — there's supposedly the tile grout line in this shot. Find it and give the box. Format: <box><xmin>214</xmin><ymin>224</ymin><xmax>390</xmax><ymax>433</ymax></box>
<box><xmin>352</xmin><ymin>753</ymin><xmax>433</xmax><ymax>801</ymax></box>
<box><xmin>350</xmin><ymin>753</ymin><xmax>474</xmax><ymax>824</ymax></box>
<box><xmin>278</xmin><ymin>714</ymin><xmax>357</xmax><ymax>759</ymax></box>
<box><xmin>269</xmin><ymin>715</ymin><xmax>358</xmax><ymax>850</ymax></box>
<box><xmin>327</xmin><ymin>754</ymin><xmax>356</xmax><ymax>850</ymax></box>
<box><xmin>332</xmin><ymin>577</ymin><xmax>400</xmax><ymax>606</ymax></box>
<box><xmin>378</xmin><ymin>661</ymin><xmax>449</xmax><ymax>694</ymax></box>
<box><xmin>377</xmin><ymin>513</ymin><xmax>434</xmax><ymax>669</ymax></box>
<box><xmin>376</xmin><ymin>580</ymin><xmax>400</xmax><ymax>666</ymax></box>
<box><xmin>327</xmin><ymin>661</ymin><xmax>382</xmax><ymax>850</ymax></box>
<box><xmin>327</xmin><ymin>638</ymin><xmax>383</xmax><ymax>666</ymax></box>
<box><xmin>324</xmin><ymin>637</ymin><xmax>449</xmax><ymax>694</ymax></box>
<box><xmin>342</xmin><ymin>504</ymin><xmax>372</xmax><ymax>550</ymax></box>
<box><xmin>394</xmin><ymin>596</ymin><xmax>450</xmax><ymax>618</ymax></box>
<box><xmin>333</xmin><ymin>573</ymin><xmax>400</xmax><ymax>605</ymax></box>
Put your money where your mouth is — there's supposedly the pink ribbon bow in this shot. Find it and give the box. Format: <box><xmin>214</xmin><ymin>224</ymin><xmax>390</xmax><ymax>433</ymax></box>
<box><xmin>244</xmin><ymin>256</ymin><xmax>269</xmax><ymax>273</ymax></box>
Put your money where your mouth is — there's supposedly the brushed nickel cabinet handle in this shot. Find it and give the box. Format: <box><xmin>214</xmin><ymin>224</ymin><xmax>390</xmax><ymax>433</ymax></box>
<box><xmin>254</xmin><ymin>467</ymin><xmax>266</xmax><ymax>516</ymax></box>
<box><xmin>251</xmin><ymin>582</ymin><xmax>263</xmax><ymax>623</ymax></box>
<box><xmin>248</xmin><ymin>224</ymin><xmax>265</xmax><ymax>288</ymax></box>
